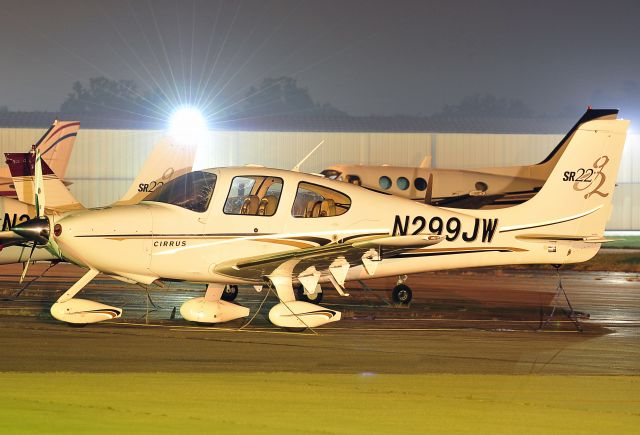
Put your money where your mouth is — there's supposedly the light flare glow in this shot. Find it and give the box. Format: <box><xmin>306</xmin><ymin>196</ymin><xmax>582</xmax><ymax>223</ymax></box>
<box><xmin>168</xmin><ymin>106</ymin><xmax>208</xmax><ymax>145</ymax></box>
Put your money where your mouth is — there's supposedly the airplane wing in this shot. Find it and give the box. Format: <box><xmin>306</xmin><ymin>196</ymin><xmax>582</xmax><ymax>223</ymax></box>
<box><xmin>214</xmin><ymin>233</ymin><xmax>444</xmax><ymax>283</ymax></box>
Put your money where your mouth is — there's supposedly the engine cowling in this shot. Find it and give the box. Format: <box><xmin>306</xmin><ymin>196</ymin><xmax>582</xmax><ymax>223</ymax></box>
<box><xmin>50</xmin><ymin>298</ymin><xmax>122</xmax><ymax>324</ymax></box>
<box><xmin>269</xmin><ymin>301</ymin><xmax>341</xmax><ymax>328</ymax></box>
<box><xmin>180</xmin><ymin>297</ymin><xmax>249</xmax><ymax>323</ymax></box>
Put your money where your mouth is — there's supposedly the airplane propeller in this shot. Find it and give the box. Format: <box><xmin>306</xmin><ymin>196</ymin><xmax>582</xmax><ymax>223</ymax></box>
<box><xmin>9</xmin><ymin>148</ymin><xmax>54</xmax><ymax>282</ymax></box>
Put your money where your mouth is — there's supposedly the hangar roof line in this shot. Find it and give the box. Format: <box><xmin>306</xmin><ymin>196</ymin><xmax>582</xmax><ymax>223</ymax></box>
<box><xmin>0</xmin><ymin>111</ymin><xmax>576</xmax><ymax>134</ymax></box>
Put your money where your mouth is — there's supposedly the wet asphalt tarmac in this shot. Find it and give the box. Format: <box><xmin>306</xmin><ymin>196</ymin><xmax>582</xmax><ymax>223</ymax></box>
<box><xmin>0</xmin><ymin>263</ymin><xmax>638</xmax><ymax>374</ymax></box>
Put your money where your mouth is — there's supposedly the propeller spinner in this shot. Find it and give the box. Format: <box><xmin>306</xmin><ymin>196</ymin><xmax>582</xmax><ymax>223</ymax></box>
<box><xmin>11</xmin><ymin>216</ymin><xmax>51</xmax><ymax>246</ymax></box>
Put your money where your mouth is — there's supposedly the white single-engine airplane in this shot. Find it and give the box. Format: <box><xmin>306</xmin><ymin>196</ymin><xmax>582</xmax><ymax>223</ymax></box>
<box><xmin>3</xmin><ymin>109</ymin><xmax>629</xmax><ymax>330</ymax></box>
<box><xmin>321</xmin><ymin>109</ymin><xmax>614</xmax><ymax>209</ymax></box>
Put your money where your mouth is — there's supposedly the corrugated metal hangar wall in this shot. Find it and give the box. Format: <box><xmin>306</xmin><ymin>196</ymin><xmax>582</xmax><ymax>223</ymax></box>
<box><xmin>0</xmin><ymin>128</ymin><xmax>638</xmax><ymax>230</ymax></box>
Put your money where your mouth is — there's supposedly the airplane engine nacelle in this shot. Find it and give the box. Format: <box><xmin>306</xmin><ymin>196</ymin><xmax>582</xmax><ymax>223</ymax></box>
<box><xmin>268</xmin><ymin>301</ymin><xmax>341</xmax><ymax>328</ymax></box>
<box><xmin>50</xmin><ymin>298</ymin><xmax>122</xmax><ymax>324</ymax></box>
<box><xmin>180</xmin><ymin>297</ymin><xmax>249</xmax><ymax>323</ymax></box>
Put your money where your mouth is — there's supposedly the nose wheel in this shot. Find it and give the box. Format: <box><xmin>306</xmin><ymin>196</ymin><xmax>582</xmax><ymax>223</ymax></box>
<box><xmin>221</xmin><ymin>285</ymin><xmax>239</xmax><ymax>301</ymax></box>
<box><xmin>391</xmin><ymin>284</ymin><xmax>412</xmax><ymax>305</ymax></box>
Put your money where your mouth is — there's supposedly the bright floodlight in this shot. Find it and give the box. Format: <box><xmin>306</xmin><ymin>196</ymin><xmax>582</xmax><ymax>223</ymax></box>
<box><xmin>168</xmin><ymin>106</ymin><xmax>207</xmax><ymax>144</ymax></box>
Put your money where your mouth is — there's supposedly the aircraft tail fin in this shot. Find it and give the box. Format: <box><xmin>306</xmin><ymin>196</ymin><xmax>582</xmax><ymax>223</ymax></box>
<box><xmin>536</xmin><ymin>108</ymin><xmax>619</xmax><ymax>170</ymax></box>
<box><xmin>419</xmin><ymin>155</ymin><xmax>431</xmax><ymax>168</ymax></box>
<box><xmin>35</xmin><ymin>120</ymin><xmax>80</xmax><ymax>178</ymax></box>
<box><xmin>5</xmin><ymin>152</ymin><xmax>83</xmax><ymax>211</ymax></box>
<box><xmin>113</xmin><ymin>137</ymin><xmax>197</xmax><ymax>206</ymax></box>
<box><xmin>501</xmin><ymin>110</ymin><xmax>629</xmax><ymax>239</ymax></box>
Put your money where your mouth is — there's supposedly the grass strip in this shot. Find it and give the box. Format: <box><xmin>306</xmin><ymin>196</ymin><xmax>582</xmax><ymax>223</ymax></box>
<box><xmin>0</xmin><ymin>373</ymin><xmax>638</xmax><ymax>434</ymax></box>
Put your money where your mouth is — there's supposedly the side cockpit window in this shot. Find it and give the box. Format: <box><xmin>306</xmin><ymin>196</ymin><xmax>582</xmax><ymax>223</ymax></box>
<box><xmin>224</xmin><ymin>176</ymin><xmax>283</xmax><ymax>216</ymax></box>
<box><xmin>292</xmin><ymin>182</ymin><xmax>351</xmax><ymax>218</ymax></box>
<box><xmin>145</xmin><ymin>171</ymin><xmax>216</xmax><ymax>213</ymax></box>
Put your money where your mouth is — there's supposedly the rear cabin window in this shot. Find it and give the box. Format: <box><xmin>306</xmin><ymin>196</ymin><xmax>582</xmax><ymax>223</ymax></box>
<box><xmin>397</xmin><ymin>177</ymin><xmax>410</xmax><ymax>190</ymax></box>
<box><xmin>379</xmin><ymin>176</ymin><xmax>392</xmax><ymax>190</ymax></box>
<box><xmin>292</xmin><ymin>182</ymin><xmax>351</xmax><ymax>218</ymax></box>
<box><xmin>145</xmin><ymin>171</ymin><xmax>216</xmax><ymax>213</ymax></box>
<box><xmin>414</xmin><ymin>177</ymin><xmax>428</xmax><ymax>191</ymax></box>
<box><xmin>223</xmin><ymin>176</ymin><xmax>283</xmax><ymax>216</ymax></box>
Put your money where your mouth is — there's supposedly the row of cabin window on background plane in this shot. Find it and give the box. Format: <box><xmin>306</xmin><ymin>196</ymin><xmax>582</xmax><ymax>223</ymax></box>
<box><xmin>321</xmin><ymin>170</ymin><xmax>428</xmax><ymax>192</ymax></box>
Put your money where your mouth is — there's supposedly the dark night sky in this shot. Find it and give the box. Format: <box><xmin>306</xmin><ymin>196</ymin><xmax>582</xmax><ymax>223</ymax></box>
<box><xmin>1</xmin><ymin>0</ymin><xmax>639</xmax><ymax>119</ymax></box>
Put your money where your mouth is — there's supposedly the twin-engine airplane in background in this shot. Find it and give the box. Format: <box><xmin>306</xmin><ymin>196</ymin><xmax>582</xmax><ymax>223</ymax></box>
<box><xmin>2</xmin><ymin>109</ymin><xmax>629</xmax><ymax>330</ymax></box>
<box><xmin>321</xmin><ymin>109</ymin><xmax>615</xmax><ymax>209</ymax></box>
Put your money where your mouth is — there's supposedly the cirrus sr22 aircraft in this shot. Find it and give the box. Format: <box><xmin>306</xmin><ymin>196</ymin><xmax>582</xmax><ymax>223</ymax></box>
<box><xmin>2</xmin><ymin>109</ymin><xmax>629</xmax><ymax>330</ymax></box>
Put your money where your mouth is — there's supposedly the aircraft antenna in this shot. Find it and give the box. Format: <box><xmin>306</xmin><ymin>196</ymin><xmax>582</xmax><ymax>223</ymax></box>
<box><xmin>292</xmin><ymin>139</ymin><xmax>325</xmax><ymax>172</ymax></box>
<box><xmin>424</xmin><ymin>173</ymin><xmax>434</xmax><ymax>204</ymax></box>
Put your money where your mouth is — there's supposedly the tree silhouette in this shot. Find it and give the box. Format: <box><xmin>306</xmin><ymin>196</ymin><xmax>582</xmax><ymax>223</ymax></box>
<box><xmin>239</xmin><ymin>76</ymin><xmax>347</xmax><ymax>117</ymax></box>
<box><xmin>60</xmin><ymin>77</ymin><xmax>170</xmax><ymax>118</ymax></box>
<box><xmin>433</xmin><ymin>94</ymin><xmax>534</xmax><ymax>118</ymax></box>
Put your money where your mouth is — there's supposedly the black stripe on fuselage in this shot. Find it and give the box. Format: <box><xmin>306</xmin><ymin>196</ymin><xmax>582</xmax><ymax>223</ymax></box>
<box><xmin>75</xmin><ymin>232</ymin><xmax>384</xmax><ymax>243</ymax></box>
<box><xmin>389</xmin><ymin>248</ymin><xmax>517</xmax><ymax>259</ymax></box>
<box><xmin>288</xmin><ymin>236</ymin><xmax>333</xmax><ymax>246</ymax></box>
<box><xmin>75</xmin><ymin>232</ymin><xmax>274</xmax><ymax>238</ymax></box>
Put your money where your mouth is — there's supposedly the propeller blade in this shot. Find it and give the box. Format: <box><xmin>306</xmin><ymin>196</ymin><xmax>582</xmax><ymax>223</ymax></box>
<box><xmin>34</xmin><ymin>149</ymin><xmax>45</xmax><ymax>218</ymax></box>
<box><xmin>19</xmin><ymin>242</ymin><xmax>37</xmax><ymax>283</ymax></box>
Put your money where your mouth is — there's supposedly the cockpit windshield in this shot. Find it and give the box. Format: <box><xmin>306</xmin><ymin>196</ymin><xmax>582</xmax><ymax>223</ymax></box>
<box><xmin>145</xmin><ymin>171</ymin><xmax>216</xmax><ymax>213</ymax></box>
<box><xmin>320</xmin><ymin>169</ymin><xmax>342</xmax><ymax>180</ymax></box>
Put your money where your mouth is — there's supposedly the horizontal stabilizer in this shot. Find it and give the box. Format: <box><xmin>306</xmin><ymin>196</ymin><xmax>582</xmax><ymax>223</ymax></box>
<box><xmin>6</xmin><ymin>152</ymin><xmax>55</xmax><ymax>177</ymax></box>
<box><xmin>5</xmin><ymin>152</ymin><xmax>83</xmax><ymax>211</ymax></box>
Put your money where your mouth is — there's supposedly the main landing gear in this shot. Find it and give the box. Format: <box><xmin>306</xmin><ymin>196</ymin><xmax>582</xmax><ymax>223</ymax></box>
<box><xmin>391</xmin><ymin>275</ymin><xmax>412</xmax><ymax>305</ymax></box>
<box><xmin>294</xmin><ymin>283</ymin><xmax>324</xmax><ymax>303</ymax></box>
<box><xmin>267</xmin><ymin>276</ymin><xmax>339</xmax><ymax>329</ymax></box>
<box><xmin>221</xmin><ymin>284</ymin><xmax>239</xmax><ymax>301</ymax></box>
